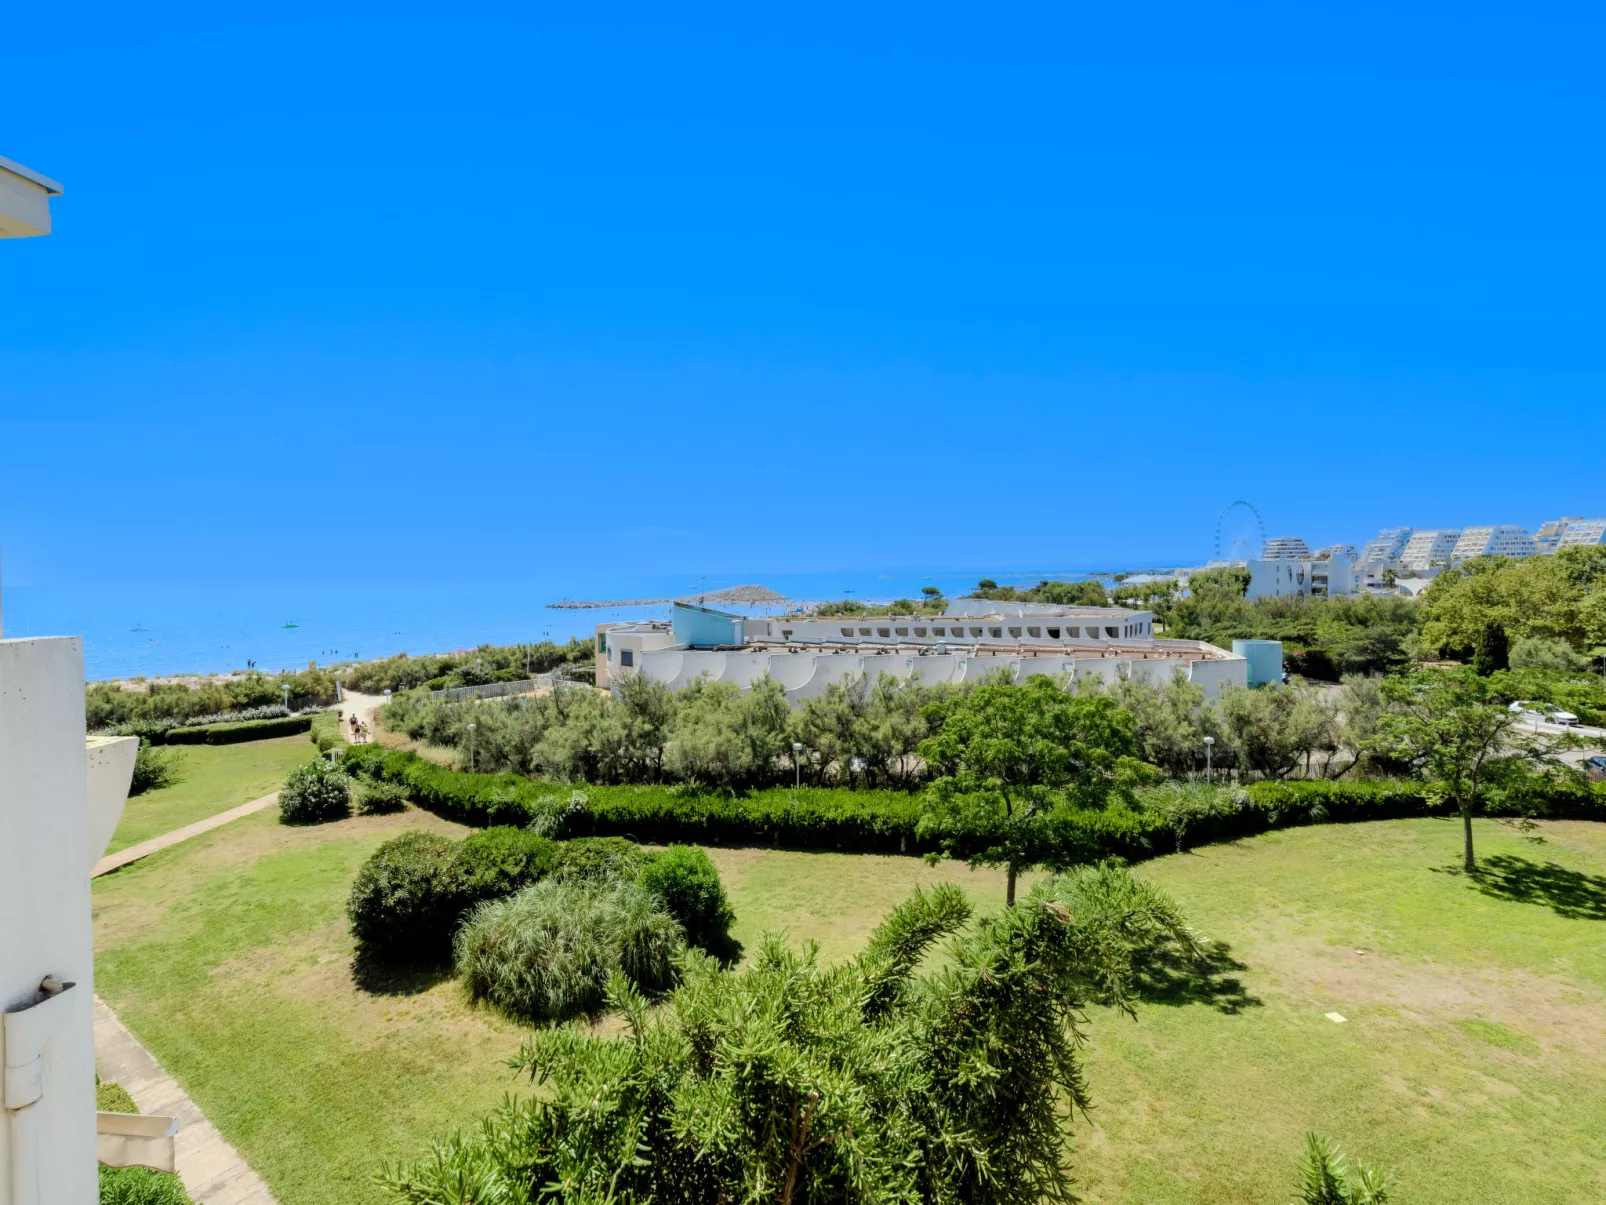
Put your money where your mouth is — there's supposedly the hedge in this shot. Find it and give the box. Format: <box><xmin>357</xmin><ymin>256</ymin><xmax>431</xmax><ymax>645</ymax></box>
<box><xmin>340</xmin><ymin>745</ymin><xmax>927</xmax><ymax>853</ymax></box>
<box><xmin>164</xmin><ymin>715</ymin><xmax>313</xmax><ymax>745</ymax></box>
<box><xmin>340</xmin><ymin>744</ymin><xmax>1606</xmax><ymax>866</ymax></box>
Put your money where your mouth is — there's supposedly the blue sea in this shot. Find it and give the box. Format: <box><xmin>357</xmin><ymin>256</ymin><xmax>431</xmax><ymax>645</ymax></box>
<box><xmin>1</xmin><ymin>566</ymin><xmax>1131</xmax><ymax>681</ymax></box>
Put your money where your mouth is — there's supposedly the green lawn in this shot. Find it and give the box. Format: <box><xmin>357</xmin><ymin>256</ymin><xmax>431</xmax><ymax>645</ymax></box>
<box><xmin>109</xmin><ymin>734</ymin><xmax>319</xmax><ymax>852</ymax></box>
<box><xmin>93</xmin><ymin>813</ymin><xmax>1606</xmax><ymax>1205</ymax></box>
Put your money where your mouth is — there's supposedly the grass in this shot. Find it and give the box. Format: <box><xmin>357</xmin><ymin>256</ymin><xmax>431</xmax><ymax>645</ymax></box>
<box><xmin>109</xmin><ymin>734</ymin><xmax>319</xmax><ymax>852</ymax></box>
<box><xmin>92</xmin><ymin>814</ymin><xmax>1606</xmax><ymax>1205</ymax></box>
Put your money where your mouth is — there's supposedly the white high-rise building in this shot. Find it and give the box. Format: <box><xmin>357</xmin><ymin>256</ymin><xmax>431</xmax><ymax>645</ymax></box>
<box><xmin>1313</xmin><ymin>544</ymin><xmax>1359</xmax><ymax>563</ymax></box>
<box><xmin>1557</xmin><ymin>518</ymin><xmax>1606</xmax><ymax>550</ymax></box>
<box><xmin>1360</xmin><ymin>528</ymin><xmax>1413</xmax><ymax>565</ymax></box>
<box><xmin>1261</xmin><ymin>536</ymin><xmax>1311</xmax><ymax>560</ymax></box>
<box><xmin>1399</xmin><ymin>530</ymin><xmax>1460</xmax><ymax>573</ymax></box>
<box><xmin>1452</xmin><ymin>526</ymin><xmax>1536</xmax><ymax>561</ymax></box>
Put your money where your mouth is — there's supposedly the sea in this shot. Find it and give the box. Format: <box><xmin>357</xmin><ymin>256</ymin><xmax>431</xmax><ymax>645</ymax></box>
<box><xmin>1</xmin><ymin>566</ymin><xmax>1138</xmax><ymax>682</ymax></box>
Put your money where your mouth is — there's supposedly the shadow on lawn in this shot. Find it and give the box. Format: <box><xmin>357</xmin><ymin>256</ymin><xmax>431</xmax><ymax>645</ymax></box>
<box><xmin>351</xmin><ymin>950</ymin><xmax>455</xmax><ymax>996</ymax></box>
<box><xmin>1452</xmin><ymin>854</ymin><xmax>1606</xmax><ymax>921</ymax></box>
<box><xmin>1132</xmin><ymin>941</ymin><xmax>1262</xmax><ymax>1014</ymax></box>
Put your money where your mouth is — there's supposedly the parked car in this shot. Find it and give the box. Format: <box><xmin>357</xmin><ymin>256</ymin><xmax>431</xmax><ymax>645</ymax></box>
<box><xmin>1586</xmin><ymin>755</ymin><xmax>1606</xmax><ymax>781</ymax></box>
<box><xmin>1507</xmin><ymin>700</ymin><xmax>1546</xmax><ymax>722</ymax></box>
<box><xmin>1544</xmin><ymin>707</ymin><xmax>1579</xmax><ymax>726</ymax></box>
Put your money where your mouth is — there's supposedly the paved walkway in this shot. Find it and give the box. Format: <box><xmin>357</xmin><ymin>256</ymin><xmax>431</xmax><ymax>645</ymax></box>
<box><xmin>95</xmin><ymin>997</ymin><xmax>280</xmax><ymax>1205</ymax></box>
<box><xmin>92</xmin><ymin>793</ymin><xmax>279</xmax><ymax>878</ymax></box>
<box><xmin>336</xmin><ymin>689</ymin><xmax>388</xmax><ymax>745</ymax></box>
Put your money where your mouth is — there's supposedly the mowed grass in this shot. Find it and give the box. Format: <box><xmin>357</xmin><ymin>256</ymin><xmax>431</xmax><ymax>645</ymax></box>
<box><xmin>1075</xmin><ymin>817</ymin><xmax>1606</xmax><ymax>1205</ymax></box>
<box><xmin>109</xmin><ymin>734</ymin><xmax>320</xmax><ymax>852</ymax></box>
<box><xmin>93</xmin><ymin>813</ymin><xmax>1606</xmax><ymax>1205</ymax></box>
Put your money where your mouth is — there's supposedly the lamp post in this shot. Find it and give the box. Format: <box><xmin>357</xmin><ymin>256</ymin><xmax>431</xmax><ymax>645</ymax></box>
<box><xmin>1203</xmin><ymin>735</ymin><xmax>1215</xmax><ymax>784</ymax></box>
<box><xmin>383</xmin><ymin>688</ymin><xmax>392</xmax><ymax>708</ymax></box>
<box><xmin>467</xmin><ymin>722</ymin><xmax>477</xmax><ymax>772</ymax></box>
<box><xmin>281</xmin><ymin>683</ymin><xmax>291</xmax><ymax>713</ymax></box>
<box><xmin>792</xmin><ymin>742</ymin><xmax>803</xmax><ymax>788</ymax></box>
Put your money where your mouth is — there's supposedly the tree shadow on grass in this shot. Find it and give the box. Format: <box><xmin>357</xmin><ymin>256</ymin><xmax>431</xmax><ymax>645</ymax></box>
<box><xmin>1131</xmin><ymin>941</ymin><xmax>1262</xmax><ymax>1014</ymax></box>
<box><xmin>351</xmin><ymin>949</ymin><xmax>455</xmax><ymax>996</ymax></box>
<box><xmin>1451</xmin><ymin>854</ymin><xmax>1606</xmax><ymax>921</ymax></box>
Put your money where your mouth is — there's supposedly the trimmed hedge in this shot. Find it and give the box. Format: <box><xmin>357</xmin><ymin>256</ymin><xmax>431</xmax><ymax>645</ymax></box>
<box><xmin>348</xmin><ymin>832</ymin><xmax>471</xmax><ymax>961</ymax></box>
<box><xmin>340</xmin><ymin>745</ymin><xmax>926</xmax><ymax>852</ymax></box>
<box><xmin>165</xmin><ymin>715</ymin><xmax>313</xmax><ymax>745</ymax></box>
<box><xmin>342</xmin><ymin>743</ymin><xmax>1606</xmax><ymax>866</ymax></box>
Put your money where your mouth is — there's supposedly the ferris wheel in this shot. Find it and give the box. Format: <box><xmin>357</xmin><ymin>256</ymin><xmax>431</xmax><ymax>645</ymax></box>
<box><xmin>1214</xmin><ymin>500</ymin><xmax>1267</xmax><ymax>561</ymax></box>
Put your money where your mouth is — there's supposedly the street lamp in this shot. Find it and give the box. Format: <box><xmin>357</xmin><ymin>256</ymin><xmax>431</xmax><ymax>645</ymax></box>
<box><xmin>1203</xmin><ymin>735</ymin><xmax>1215</xmax><ymax>784</ymax></box>
<box><xmin>281</xmin><ymin>684</ymin><xmax>291</xmax><ymax>713</ymax></box>
<box><xmin>792</xmin><ymin>741</ymin><xmax>803</xmax><ymax>788</ymax></box>
<box><xmin>467</xmin><ymin>722</ymin><xmax>477</xmax><ymax>772</ymax></box>
<box><xmin>383</xmin><ymin>688</ymin><xmax>392</xmax><ymax>707</ymax></box>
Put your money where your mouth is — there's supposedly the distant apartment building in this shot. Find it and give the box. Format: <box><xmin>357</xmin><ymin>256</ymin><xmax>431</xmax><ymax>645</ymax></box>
<box><xmin>1261</xmin><ymin>536</ymin><xmax>1311</xmax><ymax>560</ymax></box>
<box><xmin>1247</xmin><ymin>555</ymin><xmax>1354</xmax><ymax>600</ymax></box>
<box><xmin>1557</xmin><ymin>518</ymin><xmax>1606</xmax><ymax>549</ymax></box>
<box><xmin>1398</xmin><ymin>530</ymin><xmax>1460</xmax><ymax>573</ymax></box>
<box><xmin>1535</xmin><ymin>518</ymin><xmax>1581</xmax><ymax>554</ymax></box>
<box><xmin>1360</xmin><ymin>528</ymin><xmax>1413</xmax><ymax>566</ymax></box>
<box><xmin>1451</xmin><ymin>525</ymin><xmax>1536</xmax><ymax>561</ymax></box>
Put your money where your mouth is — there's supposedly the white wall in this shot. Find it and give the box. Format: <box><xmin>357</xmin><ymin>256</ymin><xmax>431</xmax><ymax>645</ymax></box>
<box><xmin>0</xmin><ymin>638</ymin><xmax>96</xmax><ymax>1205</ymax></box>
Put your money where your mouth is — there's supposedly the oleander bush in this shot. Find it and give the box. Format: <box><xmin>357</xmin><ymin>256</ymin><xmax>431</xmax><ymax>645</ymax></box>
<box><xmin>87</xmin><ymin>670</ymin><xmax>336</xmax><ymax>731</ymax></box>
<box><xmin>347</xmin><ymin>832</ymin><xmax>471</xmax><ymax>962</ymax></box>
<box><xmin>639</xmin><ymin>844</ymin><xmax>736</xmax><ymax>957</ymax></box>
<box><xmin>454</xmin><ymin>877</ymin><xmax>683</xmax><ymax>1023</ymax></box>
<box><xmin>277</xmin><ymin>759</ymin><xmax>352</xmax><ymax>825</ymax></box>
<box><xmin>355</xmin><ymin>779</ymin><xmax>409</xmax><ymax>815</ymax></box>
<box><xmin>460</xmin><ymin>827</ymin><xmax>561</xmax><ymax>900</ymax></box>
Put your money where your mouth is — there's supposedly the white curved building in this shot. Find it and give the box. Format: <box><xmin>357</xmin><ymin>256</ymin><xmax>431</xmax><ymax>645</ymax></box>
<box><xmin>597</xmin><ymin>602</ymin><xmax>1248</xmax><ymax>705</ymax></box>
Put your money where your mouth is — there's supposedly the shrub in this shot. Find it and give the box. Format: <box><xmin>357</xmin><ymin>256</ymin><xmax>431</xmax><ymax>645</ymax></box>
<box><xmin>460</xmin><ymin>827</ymin><xmax>561</xmax><ymax>899</ymax></box>
<box><xmin>310</xmin><ymin>710</ymin><xmax>346</xmax><ymax>753</ymax></box>
<box><xmin>166</xmin><ymin>715</ymin><xmax>313</xmax><ymax>745</ymax></box>
<box><xmin>99</xmin><ymin>1166</ymin><xmax>193</xmax><ymax>1205</ymax></box>
<box><xmin>553</xmin><ymin>836</ymin><xmax>647</xmax><ymax>884</ymax></box>
<box><xmin>128</xmin><ymin>743</ymin><xmax>183</xmax><ymax>796</ymax></box>
<box><xmin>638</xmin><ymin>844</ymin><xmax>736</xmax><ymax>956</ymax></box>
<box><xmin>278</xmin><ymin>759</ymin><xmax>352</xmax><ymax>825</ymax></box>
<box><xmin>355</xmin><ymin>779</ymin><xmax>409</xmax><ymax>815</ymax></box>
<box><xmin>454</xmin><ymin>878</ymin><xmax>682</xmax><ymax>1023</ymax></box>
<box><xmin>347</xmin><ymin>832</ymin><xmax>470</xmax><ymax>961</ymax></box>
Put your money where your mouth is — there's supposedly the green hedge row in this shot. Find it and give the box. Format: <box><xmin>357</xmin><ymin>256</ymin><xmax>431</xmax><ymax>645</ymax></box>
<box><xmin>341</xmin><ymin>744</ymin><xmax>1606</xmax><ymax>864</ymax></box>
<box><xmin>341</xmin><ymin>745</ymin><xmax>927</xmax><ymax>852</ymax></box>
<box><xmin>165</xmin><ymin>715</ymin><xmax>313</xmax><ymax>745</ymax></box>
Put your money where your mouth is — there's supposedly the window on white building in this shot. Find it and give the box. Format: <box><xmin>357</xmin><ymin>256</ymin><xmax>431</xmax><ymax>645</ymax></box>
<box><xmin>1047</xmin><ymin>627</ymin><xmax>1061</xmax><ymax>638</ymax></box>
<box><xmin>620</xmin><ymin>650</ymin><xmax>634</xmax><ymax>668</ymax></box>
<box><xmin>989</xmin><ymin>627</ymin><xmax>1003</xmax><ymax>638</ymax></box>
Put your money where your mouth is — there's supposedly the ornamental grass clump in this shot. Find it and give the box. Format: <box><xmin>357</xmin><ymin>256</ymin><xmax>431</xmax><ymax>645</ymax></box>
<box><xmin>278</xmin><ymin>759</ymin><xmax>351</xmax><ymax>825</ymax></box>
<box><xmin>454</xmin><ymin>877</ymin><xmax>682</xmax><ymax>1023</ymax></box>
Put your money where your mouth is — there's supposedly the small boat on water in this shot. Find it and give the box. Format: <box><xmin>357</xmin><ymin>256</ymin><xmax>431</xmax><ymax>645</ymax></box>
<box><xmin>130</xmin><ymin>623</ymin><xmax>148</xmax><ymax>632</ymax></box>
<box><xmin>282</xmin><ymin>621</ymin><xmax>299</xmax><ymax>629</ymax></box>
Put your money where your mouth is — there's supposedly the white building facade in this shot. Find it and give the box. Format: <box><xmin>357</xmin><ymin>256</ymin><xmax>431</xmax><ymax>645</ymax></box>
<box><xmin>1556</xmin><ymin>519</ymin><xmax>1606</xmax><ymax>550</ymax></box>
<box><xmin>597</xmin><ymin>602</ymin><xmax>1247</xmax><ymax>704</ymax></box>
<box><xmin>1451</xmin><ymin>525</ymin><xmax>1536</xmax><ymax>561</ymax></box>
<box><xmin>1246</xmin><ymin>555</ymin><xmax>1355</xmax><ymax>601</ymax></box>
<box><xmin>1398</xmin><ymin>530</ymin><xmax>1460</xmax><ymax>573</ymax></box>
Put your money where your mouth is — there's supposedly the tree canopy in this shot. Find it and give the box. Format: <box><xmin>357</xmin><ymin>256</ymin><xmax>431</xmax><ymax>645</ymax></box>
<box><xmin>917</xmin><ymin>674</ymin><xmax>1147</xmax><ymax>904</ymax></box>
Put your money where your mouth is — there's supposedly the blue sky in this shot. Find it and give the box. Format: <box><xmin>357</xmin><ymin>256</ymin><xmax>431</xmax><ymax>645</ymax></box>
<box><xmin>4</xmin><ymin>2</ymin><xmax>1603</xmax><ymax>588</ymax></box>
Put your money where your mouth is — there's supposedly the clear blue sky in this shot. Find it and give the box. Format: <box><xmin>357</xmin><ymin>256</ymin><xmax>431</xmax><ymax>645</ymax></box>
<box><xmin>4</xmin><ymin>2</ymin><xmax>1603</xmax><ymax>588</ymax></box>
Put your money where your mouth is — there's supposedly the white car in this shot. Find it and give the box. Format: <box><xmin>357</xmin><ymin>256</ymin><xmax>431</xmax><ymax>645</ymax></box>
<box><xmin>1545</xmin><ymin>707</ymin><xmax>1579</xmax><ymax>726</ymax></box>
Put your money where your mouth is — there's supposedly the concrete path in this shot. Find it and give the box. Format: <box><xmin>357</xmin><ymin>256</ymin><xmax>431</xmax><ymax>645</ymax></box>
<box><xmin>92</xmin><ymin>793</ymin><xmax>279</xmax><ymax>878</ymax></box>
<box><xmin>335</xmin><ymin>689</ymin><xmax>387</xmax><ymax>745</ymax></box>
<box><xmin>95</xmin><ymin>997</ymin><xmax>280</xmax><ymax>1205</ymax></box>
